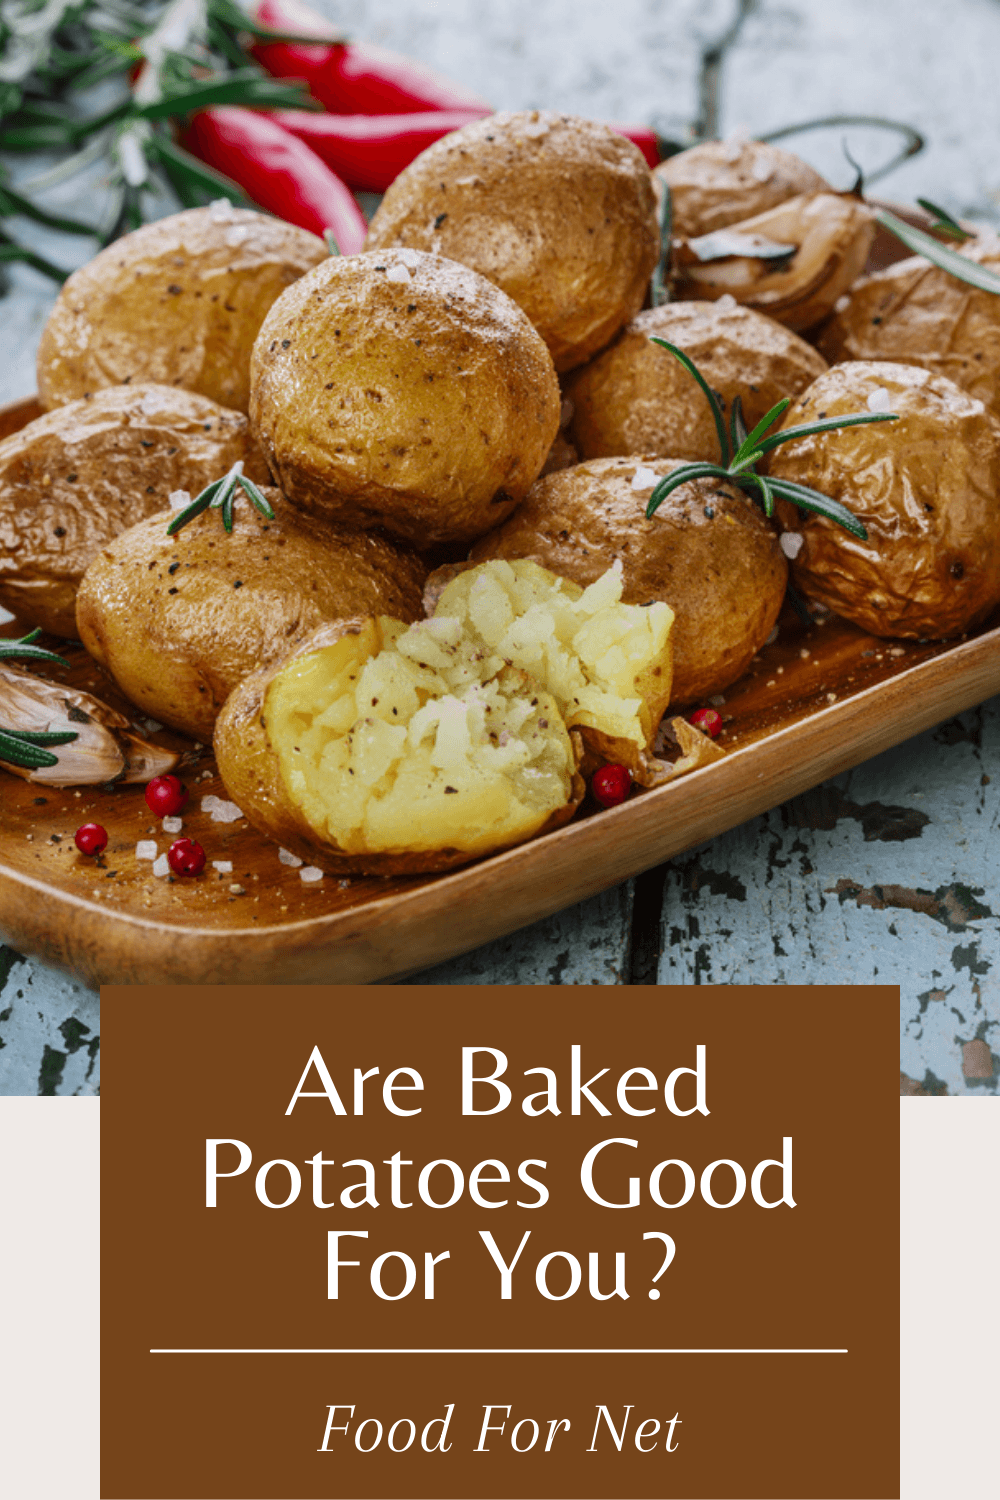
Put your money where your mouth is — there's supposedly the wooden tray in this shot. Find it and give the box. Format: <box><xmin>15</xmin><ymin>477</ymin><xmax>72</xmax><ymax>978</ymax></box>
<box><xmin>2</xmin><ymin>212</ymin><xmax>994</xmax><ymax>987</ymax></box>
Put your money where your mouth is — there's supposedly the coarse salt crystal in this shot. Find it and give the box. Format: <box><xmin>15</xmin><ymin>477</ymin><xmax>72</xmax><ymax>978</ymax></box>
<box><xmin>140</xmin><ymin>717</ymin><xmax>163</xmax><ymax>732</ymax></box>
<box><xmin>168</xmin><ymin>489</ymin><xmax>191</xmax><ymax>511</ymax></box>
<box><xmin>716</xmin><ymin>293</ymin><xmax>738</xmax><ymax>311</ymax></box>
<box><xmin>225</xmin><ymin>225</ymin><xmax>250</xmax><ymax>246</ymax></box>
<box><xmin>212</xmin><ymin>860</ymin><xmax>233</xmax><ymax>873</ymax></box>
<box><xmin>780</xmin><ymin>532</ymin><xmax>804</xmax><ymax>559</ymax></box>
<box><xmin>209</xmin><ymin>197</ymin><xmax>237</xmax><ymax>222</ymax></box>
<box><xmin>524</xmin><ymin>120</ymin><xmax>550</xmax><ymax>138</ymax></box>
<box><xmin>750</xmin><ymin>156</ymin><xmax>773</xmax><ymax>182</ymax></box>
<box><xmin>867</xmin><ymin>386</ymin><xmax>893</xmax><ymax>413</ymax></box>
<box><xmin>300</xmin><ymin>866</ymin><xmax>324</xmax><ymax>883</ymax></box>
<box><xmin>279</xmin><ymin>847</ymin><xmax>303</xmax><ymax>867</ymax></box>
<box><xmin>630</xmin><ymin>465</ymin><xmax>659</xmax><ymax>491</ymax></box>
<box><xmin>162</xmin><ymin>816</ymin><xmax>183</xmax><ymax>834</ymax></box>
<box><xmin>396</xmin><ymin>248</ymin><xmax>421</xmax><ymax>268</ymax></box>
<box><xmin>202</xmin><ymin>795</ymin><xmax>243</xmax><ymax>823</ymax></box>
<box><xmin>721</xmin><ymin>124</ymin><xmax>749</xmax><ymax>162</ymax></box>
<box><xmin>136</xmin><ymin>840</ymin><xmax>157</xmax><ymax>860</ymax></box>
<box><xmin>709</xmin><ymin>694</ymin><xmax>726</xmax><ymax>707</ymax></box>
<box><xmin>152</xmin><ymin>853</ymin><xmax>170</xmax><ymax>877</ymax></box>
<box><xmin>386</xmin><ymin>263</ymin><xmax>411</xmax><ymax>283</ymax></box>
<box><xmin>835</xmin><ymin>294</ymin><xmax>851</xmax><ymax>314</ymax></box>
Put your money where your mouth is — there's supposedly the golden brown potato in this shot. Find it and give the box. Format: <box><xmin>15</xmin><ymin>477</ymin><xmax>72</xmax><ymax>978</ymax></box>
<box><xmin>37</xmin><ymin>206</ymin><xmax>327</xmax><ymax>414</ymax></box>
<box><xmin>214</xmin><ymin>560</ymin><xmax>674</xmax><ymax>872</ymax></box>
<box><xmin>768</xmin><ymin>361</ymin><xmax>1000</xmax><ymax>638</ymax></box>
<box><xmin>654</xmin><ymin>137</ymin><xmax>830</xmax><ymax>239</ymax></box>
<box><xmin>0</xmin><ymin>384</ymin><xmax>270</xmax><ymax>637</ymax></box>
<box><xmin>567</xmin><ymin>300</ymin><xmax>827</xmax><ymax>462</ymax></box>
<box><xmin>470</xmin><ymin>456</ymin><xmax>787</xmax><ymax>702</ymax></box>
<box><xmin>675</xmin><ymin>192</ymin><xmax>875</xmax><ymax>333</ymax></box>
<box><xmin>817</xmin><ymin>234</ymin><xmax>1000</xmax><ymax>412</ymax></box>
<box><xmin>75</xmin><ymin>498</ymin><xmax>426</xmax><ymax>741</ymax></box>
<box><xmin>365</xmin><ymin>111</ymin><xmax>659</xmax><ymax>372</ymax></box>
<box><xmin>249</xmin><ymin>249</ymin><xmax>560</xmax><ymax>549</ymax></box>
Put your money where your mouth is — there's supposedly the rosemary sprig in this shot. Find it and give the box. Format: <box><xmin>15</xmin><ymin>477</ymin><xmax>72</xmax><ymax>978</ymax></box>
<box><xmin>166</xmin><ymin>463</ymin><xmax>276</xmax><ymax>536</ymax></box>
<box><xmin>649</xmin><ymin>181</ymin><xmax>672</xmax><ymax>308</ymax></box>
<box><xmin>644</xmin><ymin>339</ymin><xmax>899</xmax><ymax>539</ymax></box>
<box><xmin>0</xmin><ymin>630</ymin><xmax>78</xmax><ymax>770</ymax></box>
<box><xmin>915</xmin><ymin>197</ymin><xmax>971</xmax><ymax>242</ymax></box>
<box><xmin>874</xmin><ymin>208</ymin><xmax>1000</xmax><ymax>295</ymax></box>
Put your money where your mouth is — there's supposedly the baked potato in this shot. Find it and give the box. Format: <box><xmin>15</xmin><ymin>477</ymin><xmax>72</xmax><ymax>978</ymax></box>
<box><xmin>654</xmin><ymin>137</ymin><xmax>830</xmax><ymax>239</ymax></box>
<box><xmin>768</xmin><ymin>361</ymin><xmax>1000</xmax><ymax>638</ymax></box>
<box><xmin>674</xmin><ymin>192</ymin><xmax>876</xmax><ymax>333</ymax></box>
<box><xmin>0</xmin><ymin>383</ymin><xmax>269</xmax><ymax>637</ymax></box>
<box><xmin>470</xmin><ymin>457</ymin><xmax>787</xmax><ymax>703</ymax></box>
<box><xmin>817</xmin><ymin>233</ymin><xmax>1000</xmax><ymax>413</ymax></box>
<box><xmin>37</xmin><ymin>205</ymin><xmax>328</xmax><ymax>414</ymax></box>
<box><xmin>567</xmin><ymin>300</ymin><xmax>827</xmax><ymax>462</ymax></box>
<box><xmin>249</xmin><ymin>249</ymin><xmax>560</xmax><ymax>549</ymax></box>
<box><xmin>75</xmin><ymin>497</ymin><xmax>426</xmax><ymax>741</ymax></box>
<box><xmin>365</xmin><ymin>111</ymin><xmax>660</xmax><ymax>372</ymax></box>
<box><xmin>214</xmin><ymin>560</ymin><xmax>673</xmax><ymax>873</ymax></box>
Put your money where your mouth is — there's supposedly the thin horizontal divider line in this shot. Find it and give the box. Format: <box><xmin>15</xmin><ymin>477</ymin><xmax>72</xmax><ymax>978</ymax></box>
<box><xmin>149</xmin><ymin>1347</ymin><xmax>849</xmax><ymax>1355</ymax></box>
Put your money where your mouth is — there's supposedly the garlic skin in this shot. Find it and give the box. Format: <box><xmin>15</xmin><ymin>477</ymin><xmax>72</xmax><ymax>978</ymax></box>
<box><xmin>0</xmin><ymin>664</ymin><xmax>179</xmax><ymax>786</ymax></box>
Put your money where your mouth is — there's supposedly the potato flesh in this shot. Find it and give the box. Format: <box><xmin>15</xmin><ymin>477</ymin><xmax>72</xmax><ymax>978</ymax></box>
<box><xmin>267</xmin><ymin>626</ymin><xmax>574</xmax><ymax>857</ymax></box>
<box><xmin>433</xmin><ymin>559</ymin><xmax>674</xmax><ymax>752</ymax></box>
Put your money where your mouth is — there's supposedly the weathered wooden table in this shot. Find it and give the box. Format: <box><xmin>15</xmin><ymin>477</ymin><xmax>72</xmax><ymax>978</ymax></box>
<box><xmin>1</xmin><ymin>0</ymin><xmax>998</xmax><ymax>1095</ymax></box>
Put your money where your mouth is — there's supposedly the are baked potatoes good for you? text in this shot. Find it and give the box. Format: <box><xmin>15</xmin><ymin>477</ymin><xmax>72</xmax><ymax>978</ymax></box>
<box><xmin>654</xmin><ymin>136</ymin><xmax>830</xmax><ymax>239</ymax></box>
<box><xmin>75</xmin><ymin>495</ymin><xmax>427</xmax><ymax>741</ymax></box>
<box><xmin>249</xmin><ymin>249</ymin><xmax>561</xmax><ymax>549</ymax></box>
<box><xmin>567</xmin><ymin>299</ymin><xmax>827</xmax><ymax>463</ymax></box>
<box><xmin>214</xmin><ymin>560</ymin><xmax>674</xmax><ymax>874</ymax></box>
<box><xmin>817</xmin><ymin>233</ymin><xmax>1000</xmax><ymax>415</ymax></box>
<box><xmin>470</xmin><ymin>457</ymin><xmax>787</xmax><ymax>704</ymax></box>
<box><xmin>365</xmin><ymin>110</ymin><xmax>660</xmax><ymax>372</ymax></box>
<box><xmin>36</xmin><ymin>205</ymin><xmax>328</xmax><ymax>415</ymax></box>
<box><xmin>0</xmin><ymin>383</ymin><xmax>269</xmax><ymax>638</ymax></box>
<box><xmin>769</xmin><ymin>361</ymin><xmax>1000</xmax><ymax>638</ymax></box>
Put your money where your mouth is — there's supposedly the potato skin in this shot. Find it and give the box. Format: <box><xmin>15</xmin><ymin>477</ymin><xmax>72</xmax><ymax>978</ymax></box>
<box><xmin>654</xmin><ymin>139</ymin><xmax>829</xmax><ymax>238</ymax></box>
<box><xmin>365</xmin><ymin>111</ymin><xmax>660</xmax><ymax>372</ymax></box>
<box><xmin>567</xmin><ymin>300</ymin><xmax>827</xmax><ymax>462</ymax></box>
<box><xmin>769</xmin><ymin>361</ymin><xmax>1000</xmax><ymax>638</ymax></box>
<box><xmin>817</xmin><ymin>235</ymin><xmax>1000</xmax><ymax>413</ymax></box>
<box><xmin>75</xmin><ymin>502</ymin><xmax>426</xmax><ymax>741</ymax></box>
<box><xmin>470</xmin><ymin>456</ymin><xmax>787</xmax><ymax>702</ymax></box>
<box><xmin>37</xmin><ymin>207</ymin><xmax>327</xmax><ymax>414</ymax></box>
<box><xmin>214</xmin><ymin>619</ymin><xmax>582</xmax><ymax>875</ymax></box>
<box><xmin>250</xmin><ymin>249</ymin><xmax>560</xmax><ymax>549</ymax></box>
<box><xmin>0</xmin><ymin>384</ymin><xmax>269</xmax><ymax>637</ymax></box>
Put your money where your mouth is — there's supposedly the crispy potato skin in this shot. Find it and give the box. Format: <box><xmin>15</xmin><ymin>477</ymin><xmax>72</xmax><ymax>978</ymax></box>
<box><xmin>214</xmin><ymin>619</ymin><xmax>583</xmax><ymax>875</ymax></box>
<box><xmin>75</xmin><ymin>502</ymin><xmax>426</xmax><ymax>740</ymax></box>
<box><xmin>654</xmin><ymin>139</ymin><xmax>829</xmax><ymax>238</ymax></box>
<box><xmin>817</xmin><ymin>236</ymin><xmax>1000</xmax><ymax>413</ymax></box>
<box><xmin>0</xmin><ymin>384</ymin><xmax>270</xmax><ymax>637</ymax></box>
<box><xmin>365</xmin><ymin>111</ymin><xmax>660</xmax><ymax>372</ymax></box>
<box><xmin>250</xmin><ymin>250</ymin><xmax>560</xmax><ymax>549</ymax></box>
<box><xmin>37</xmin><ymin>207</ymin><xmax>327</xmax><ymax>414</ymax></box>
<box><xmin>769</xmin><ymin>361</ymin><xmax>1000</xmax><ymax>638</ymax></box>
<box><xmin>567</xmin><ymin>301</ymin><xmax>827</xmax><ymax>462</ymax></box>
<box><xmin>470</xmin><ymin>456</ymin><xmax>787</xmax><ymax>702</ymax></box>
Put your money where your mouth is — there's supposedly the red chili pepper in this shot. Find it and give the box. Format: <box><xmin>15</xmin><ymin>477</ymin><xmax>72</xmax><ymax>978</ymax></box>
<box><xmin>272</xmin><ymin>109</ymin><xmax>486</xmax><ymax>193</ymax></box>
<box><xmin>252</xmin><ymin>0</ymin><xmax>490</xmax><ymax>115</ymax></box>
<box><xmin>605</xmin><ymin>123</ymin><xmax>664</xmax><ymax>168</ymax></box>
<box><xmin>184</xmin><ymin>107</ymin><xmax>368</xmax><ymax>250</ymax></box>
